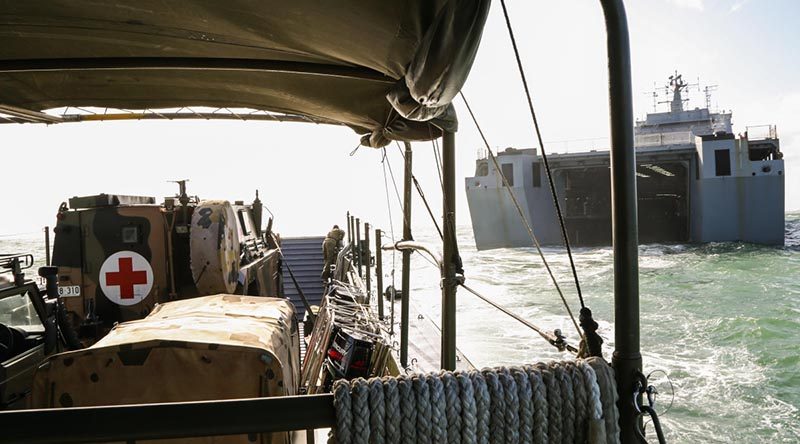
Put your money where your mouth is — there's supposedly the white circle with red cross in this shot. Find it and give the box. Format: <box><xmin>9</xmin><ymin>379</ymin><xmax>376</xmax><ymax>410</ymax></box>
<box><xmin>99</xmin><ymin>251</ymin><xmax>154</xmax><ymax>306</ymax></box>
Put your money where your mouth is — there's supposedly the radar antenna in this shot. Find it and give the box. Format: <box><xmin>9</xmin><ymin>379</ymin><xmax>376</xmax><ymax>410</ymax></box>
<box><xmin>703</xmin><ymin>84</ymin><xmax>719</xmax><ymax>110</ymax></box>
<box><xmin>656</xmin><ymin>71</ymin><xmax>699</xmax><ymax>113</ymax></box>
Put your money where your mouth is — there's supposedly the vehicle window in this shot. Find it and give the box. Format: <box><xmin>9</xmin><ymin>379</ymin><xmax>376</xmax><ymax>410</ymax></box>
<box><xmin>0</xmin><ymin>291</ymin><xmax>44</xmax><ymax>333</ymax></box>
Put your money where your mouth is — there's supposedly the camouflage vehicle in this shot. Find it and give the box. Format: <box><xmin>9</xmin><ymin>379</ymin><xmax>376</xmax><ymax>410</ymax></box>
<box><xmin>51</xmin><ymin>182</ymin><xmax>283</xmax><ymax>344</ymax></box>
<box><xmin>0</xmin><ymin>254</ymin><xmax>80</xmax><ymax>409</ymax></box>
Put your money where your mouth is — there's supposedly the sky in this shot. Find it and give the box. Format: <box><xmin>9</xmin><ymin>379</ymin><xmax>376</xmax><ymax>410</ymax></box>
<box><xmin>2</xmin><ymin>0</ymin><xmax>799</xmax><ymax>239</ymax></box>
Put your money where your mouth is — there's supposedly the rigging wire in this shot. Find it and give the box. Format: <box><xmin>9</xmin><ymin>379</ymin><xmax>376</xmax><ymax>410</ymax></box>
<box><xmin>396</xmin><ymin>140</ymin><xmax>444</xmax><ymax>241</ymax></box>
<box><xmin>460</xmin><ymin>91</ymin><xmax>581</xmax><ymax>339</ymax></box>
<box><xmin>460</xmin><ymin>282</ymin><xmax>578</xmax><ymax>354</ymax></box>
<box><xmin>499</xmin><ymin>0</ymin><xmax>585</xmax><ymax>309</ymax></box>
<box><xmin>426</xmin><ymin>124</ymin><xmax>445</xmax><ymax>191</ymax></box>
<box><xmin>380</xmin><ymin>148</ymin><xmax>399</xmax><ymax>334</ymax></box>
<box><xmin>381</xmin><ymin>147</ymin><xmax>441</xmax><ymax>270</ymax></box>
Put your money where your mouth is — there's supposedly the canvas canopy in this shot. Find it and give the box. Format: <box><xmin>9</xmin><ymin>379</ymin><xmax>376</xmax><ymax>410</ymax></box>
<box><xmin>0</xmin><ymin>0</ymin><xmax>490</xmax><ymax>147</ymax></box>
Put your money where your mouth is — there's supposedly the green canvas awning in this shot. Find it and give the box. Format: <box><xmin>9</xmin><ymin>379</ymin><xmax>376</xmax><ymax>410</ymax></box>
<box><xmin>0</xmin><ymin>0</ymin><xmax>490</xmax><ymax>146</ymax></box>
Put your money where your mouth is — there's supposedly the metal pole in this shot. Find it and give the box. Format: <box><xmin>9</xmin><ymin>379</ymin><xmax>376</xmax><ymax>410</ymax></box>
<box><xmin>364</xmin><ymin>222</ymin><xmax>371</xmax><ymax>302</ymax></box>
<box><xmin>599</xmin><ymin>1</ymin><xmax>641</xmax><ymax>441</ymax></box>
<box><xmin>347</xmin><ymin>211</ymin><xmax>352</xmax><ymax>245</ymax></box>
<box><xmin>43</xmin><ymin>226</ymin><xmax>50</xmax><ymax>266</ymax></box>
<box><xmin>0</xmin><ymin>394</ymin><xmax>336</xmax><ymax>444</ymax></box>
<box><xmin>400</xmin><ymin>141</ymin><xmax>413</xmax><ymax>368</ymax></box>
<box><xmin>355</xmin><ymin>217</ymin><xmax>362</xmax><ymax>277</ymax></box>
<box><xmin>441</xmin><ymin>131</ymin><xmax>457</xmax><ymax>371</ymax></box>
<box><xmin>375</xmin><ymin>228</ymin><xmax>384</xmax><ymax>320</ymax></box>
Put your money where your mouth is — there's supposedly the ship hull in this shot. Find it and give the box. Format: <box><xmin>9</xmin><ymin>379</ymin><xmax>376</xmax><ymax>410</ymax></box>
<box><xmin>467</xmin><ymin>140</ymin><xmax>784</xmax><ymax>250</ymax></box>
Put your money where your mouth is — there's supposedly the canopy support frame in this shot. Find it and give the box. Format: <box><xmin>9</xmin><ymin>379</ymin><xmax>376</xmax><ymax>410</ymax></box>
<box><xmin>441</xmin><ymin>130</ymin><xmax>457</xmax><ymax>371</ymax></box>
<box><xmin>599</xmin><ymin>0</ymin><xmax>641</xmax><ymax>442</ymax></box>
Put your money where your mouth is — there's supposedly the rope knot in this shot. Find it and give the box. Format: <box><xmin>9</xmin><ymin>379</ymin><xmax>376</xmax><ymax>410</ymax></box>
<box><xmin>578</xmin><ymin>307</ymin><xmax>604</xmax><ymax>359</ymax></box>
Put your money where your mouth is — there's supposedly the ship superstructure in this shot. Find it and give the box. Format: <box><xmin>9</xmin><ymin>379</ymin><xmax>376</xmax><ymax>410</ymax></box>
<box><xmin>467</xmin><ymin>74</ymin><xmax>785</xmax><ymax>248</ymax></box>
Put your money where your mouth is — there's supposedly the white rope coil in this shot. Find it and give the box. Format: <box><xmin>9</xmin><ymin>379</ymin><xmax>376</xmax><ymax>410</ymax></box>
<box><xmin>330</xmin><ymin>360</ymin><xmax>620</xmax><ymax>444</ymax></box>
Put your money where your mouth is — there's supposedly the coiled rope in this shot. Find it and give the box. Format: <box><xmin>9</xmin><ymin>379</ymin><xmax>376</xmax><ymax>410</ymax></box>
<box><xmin>330</xmin><ymin>359</ymin><xmax>619</xmax><ymax>444</ymax></box>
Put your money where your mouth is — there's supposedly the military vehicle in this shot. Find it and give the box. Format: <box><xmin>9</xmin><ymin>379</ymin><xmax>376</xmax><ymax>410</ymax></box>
<box><xmin>0</xmin><ymin>254</ymin><xmax>81</xmax><ymax>409</ymax></box>
<box><xmin>50</xmin><ymin>182</ymin><xmax>283</xmax><ymax>344</ymax></box>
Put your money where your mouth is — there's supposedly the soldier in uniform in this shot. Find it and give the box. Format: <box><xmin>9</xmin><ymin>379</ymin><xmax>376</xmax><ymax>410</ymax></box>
<box><xmin>321</xmin><ymin>225</ymin><xmax>345</xmax><ymax>281</ymax></box>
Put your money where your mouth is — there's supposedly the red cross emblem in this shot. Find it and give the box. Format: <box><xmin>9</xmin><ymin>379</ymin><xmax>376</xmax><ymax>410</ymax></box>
<box><xmin>104</xmin><ymin>257</ymin><xmax>148</xmax><ymax>299</ymax></box>
<box><xmin>99</xmin><ymin>251</ymin><xmax>153</xmax><ymax>306</ymax></box>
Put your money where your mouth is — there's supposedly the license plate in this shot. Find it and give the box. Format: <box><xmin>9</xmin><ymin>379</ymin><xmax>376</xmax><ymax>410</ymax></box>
<box><xmin>57</xmin><ymin>285</ymin><xmax>81</xmax><ymax>297</ymax></box>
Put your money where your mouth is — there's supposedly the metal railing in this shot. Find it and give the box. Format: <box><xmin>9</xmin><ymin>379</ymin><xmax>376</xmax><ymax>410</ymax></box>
<box><xmin>0</xmin><ymin>395</ymin><xmax>336</xmax><ymax>444</ymax></box>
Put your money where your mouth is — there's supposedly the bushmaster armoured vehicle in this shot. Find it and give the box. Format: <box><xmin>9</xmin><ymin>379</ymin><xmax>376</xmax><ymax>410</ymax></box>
<box><xmin>50</xmin><ymin>183</ymin><xmax>282</xmax><ymax>344</ymax></box>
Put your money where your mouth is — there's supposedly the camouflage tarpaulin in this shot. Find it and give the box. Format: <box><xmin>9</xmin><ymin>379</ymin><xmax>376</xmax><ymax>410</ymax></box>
<box><xmin>0</xmin><ymin>0</ymin><xmax>491</xmax><ymax>147</ymax></box>
<box><xmin>32</xmin><ymin>294</ymin><xmax>300</xmax><ymax>405</ymax></box>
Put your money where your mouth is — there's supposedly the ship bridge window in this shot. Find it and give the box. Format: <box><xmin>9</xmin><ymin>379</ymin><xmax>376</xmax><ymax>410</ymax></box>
<box><xmin>476</xmin><ymin>161</ymin><xmax>488</xmax><ymax>176</ymax></box>
<box><xmin>501</xmin><ymin>163</ymin><xmax>514</xmax><ymax>186</ymax></box>
<box><xmin>714</xmin><ymin>149</ymin><xmax>731</xmax><ymax>176</ymax></box>
<box><xmin>532</xmin><ymin>163</ymin><xmax>542</xmax><ymax>187</ymax></box>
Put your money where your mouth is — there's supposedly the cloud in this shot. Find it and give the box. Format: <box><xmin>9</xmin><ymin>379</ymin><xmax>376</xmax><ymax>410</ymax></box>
<box><xmin>668</xmin><ymin>0</ymin><xmax>705</xmax><ymax>11</ymax></box>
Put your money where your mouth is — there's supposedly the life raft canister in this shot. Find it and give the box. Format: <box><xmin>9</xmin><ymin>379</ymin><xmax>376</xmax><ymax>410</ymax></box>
<box><xmin>190</xmin><ymin>200</ymin><xmax>241</xmax><ymax>294</ymax></box>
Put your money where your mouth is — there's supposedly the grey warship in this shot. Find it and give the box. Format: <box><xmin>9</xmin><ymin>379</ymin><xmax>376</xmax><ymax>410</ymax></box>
<box><xmin>466</xmin><ymin>73</ymin><xmax>785</xmax><ymax>249</ymax></box>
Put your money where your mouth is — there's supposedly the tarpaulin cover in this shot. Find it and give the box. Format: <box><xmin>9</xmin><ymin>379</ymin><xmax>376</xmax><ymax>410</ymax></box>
<box><xmin>0</xmin><ymin>0</ymin><xmax>490</xmax><ymax>147</ymax></box>
<box><xmin>31</xmin><ymin>294</ymin><xmax>299</xmax><ymax>443</ymax></box>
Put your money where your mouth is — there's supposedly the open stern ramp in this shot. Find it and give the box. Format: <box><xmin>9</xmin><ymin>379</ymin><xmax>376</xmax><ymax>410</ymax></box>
<box><xmin>281</xmin><ymin>236</ymin><xmax>325</xmax><ymax>320</ymax></box>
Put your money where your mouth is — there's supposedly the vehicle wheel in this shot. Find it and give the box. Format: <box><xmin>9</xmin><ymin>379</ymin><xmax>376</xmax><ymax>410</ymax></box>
<box><xmin>190</xmin><ymin>200</ymin><xmax>241</xmax><ymax>294</ymax></box>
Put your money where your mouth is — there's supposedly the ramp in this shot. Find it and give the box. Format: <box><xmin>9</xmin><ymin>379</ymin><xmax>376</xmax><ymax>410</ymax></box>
<box><xmin>280</xmin><ymin>236</ymin><xmax>325</xmax><ymax>320</ymax></box>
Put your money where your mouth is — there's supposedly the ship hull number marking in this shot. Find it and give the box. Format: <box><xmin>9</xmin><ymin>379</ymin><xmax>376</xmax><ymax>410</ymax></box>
<box><xmin>99</xmin><ymin>251</ymin><xmax>153</xmax><ymax>306</ymax></box>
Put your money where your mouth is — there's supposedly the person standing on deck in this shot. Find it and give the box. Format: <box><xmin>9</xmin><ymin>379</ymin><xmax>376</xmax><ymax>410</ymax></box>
<box><xmin>321</xmin><ymin>225</ymin><xmax>345</xmax><ymax>281</ymax></box>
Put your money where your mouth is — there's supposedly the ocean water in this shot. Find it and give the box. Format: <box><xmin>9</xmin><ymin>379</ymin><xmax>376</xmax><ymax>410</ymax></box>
<box><xmin>2</xmin><ymin>214</ymin><xmax>799</xmax><ymax>442</ymax></box>
<box><xmin>400</xmin><ymin>212</ymin><xmax>800</xmax><ymax>443</ymax></box>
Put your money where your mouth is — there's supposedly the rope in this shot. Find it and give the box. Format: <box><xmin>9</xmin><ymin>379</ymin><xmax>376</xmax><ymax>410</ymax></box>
<box><xmin>459</xmin><ymin>93</ymin><xmax>581</xmax><ymax>340</ymax></box>
<box><xmin>500</xmin><ymin>369</ymin><xmax>520</xmax><ymax>444</ymax></box>
<box><xmin>482</xmin><ymin>369</ymin><xmax>506</xmax><ymax>444</ymax></box>
<box><xmin>459</xmin><ymin>283</ymin><xmax>578</xmax><ymax>353</ymax></box>
<box><xmin>369</xmin><ymin>378</ymin><xmax>386</xmax><ymax>444</ymax></box>
<box><xmin>398</xmin><ymin>375</ymin><xmax>417</xmax><ymax>444</ymax></box>
<box><xmin>566</xmin><ymin>362</ymin><xmax>588</xmax><ymax>444</ymax></box>
<box><xmin>331</xmin><ymin>362</ymin><xmax>620</xmax><ymax>444</ymax></box>
<box><xmin>412</xmin><ymin>175</ymin><xmax>444</xmax><ymax>240</ymax></box>
<box><xmin>429</xmin><ymin>374</ymin><xmax>448</xmax><ymax>444</ymax></box>
<box><xmin>535</xmin><ymin>363</ymin><xmax>561</xmax><ymax>444</ymax></box>
<box><xmin>586</xmin><ymin>358</ymin><xmax>621</xmax><ymax>444</ymax></box>
<box><xmin>510</xmin><ymin>368</ymin><xmax>533</xmax><ymax>444</ymax></box>
<box><xmin>442</xmin><ymin>372</ymin><xmax>462</xmax><ymax>444</ymax></box>
<box><xmin>384</xmin><ymin>377</ymin><xmax>401</xmax><ymax>444</ymax></box>
<box><xmin>579</xmin><ymin>361</ymin><xmax>606</xmax><ymax>443</ymax></box>
<box><xmin>525</xmin><ymin>367</ymin><xmax>548</xmax><ymax>444</ymax></box>
<box><xmin>469</xmin><ymin>371</ymin><xmax>491</xmax><ymax>444</ymax></box>
<box><xmin>555</xmin><ymin>364</ymin><xmax>576</xmax><ymax>444</ymax></box>
<box><xmin>497</xmin><ymin>0</ymin><xmax>585</xmax><ymax>310</ymax></box>
<box><xmin>352</xmin><ymin>378</ymin><xmax>371</xmax><ymax>444</ymax></box>
<box><xmin>457</xmin><ymin>372</ymin><xmax>478</xmax><ymax>444</ymax></box>
<box><xmin>332</xmin><ymin>379</ymin><xmax>352</xmax><ymax>444</ymax></box>
<box><xmin>412</xmin><ymin>375</ymin><xmax>432</xmax><ymax>444</ymax></box>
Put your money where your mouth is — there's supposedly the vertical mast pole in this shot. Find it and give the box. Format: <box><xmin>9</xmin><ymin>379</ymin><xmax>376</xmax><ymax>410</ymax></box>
<box><xmin>375</xmin><ymin>228</ymin><xmax>384</xmax><ymax>320</ymax></box>
<box><xmin>364</xmin><ymin>222</ymin><xmax>371</xmax><ymax>303</ymax></box>
<box><xmin>44</xmin><ymin>226</ymin><xmax>51</xmax><ymax>266</ymax></box>
<box><xmin>400</xmin><ymin>141</ymin><xmax>413</xmax><ymax>368</ymax></box>
<box><xmin>599</xmin><ymin>0</ymin><xmax>641</xmax><ymax>441</ymax></box>
<box><xmin>355</xmin><ymin>217</ymin><xmax>362</xmax><ymax>277</ymax></box>
<box><xmin>441</xmin><ymin>131</ymin><xmax>457</xmax><ymax>371</ymax></box>
<box><xmin>347</xmin><ymin>211</ymin><xmax>352</xmax><ymax>246</ymax></box>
